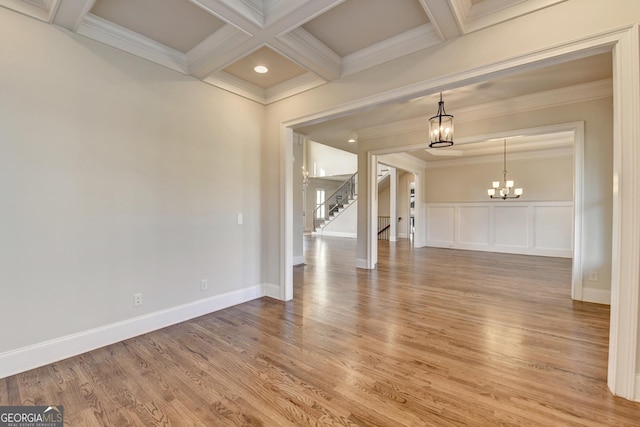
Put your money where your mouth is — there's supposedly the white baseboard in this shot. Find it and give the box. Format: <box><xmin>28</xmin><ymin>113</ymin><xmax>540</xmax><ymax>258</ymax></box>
<box><xmin>262</xmin><ymin>283</ymin><xmax>281</xmax><ymax>299</ymax></box>
<box><xmin>293</xmin><ymin>255</ymin><xmax>305</xmax><ymax>265</ymax></box>
<box><xmin>317</xmin><ymin>231</ymin><xmax>357</xmax><ymax>238</ymax></box>
<box><xmin>0</xmin><ymin>285</ymin><xmax>266</xmax><ymax>379</ymax></box>
<box><xmin>426</xmin><ymin>241</ymin><xmax>572</xmax><ymax>258</ymax></box>
<box><xmin>356</xmin><ymin>258</ymin><xmax>377</xmax><ymax>269</ymax></box>
<box><xmin>635</xmin><ymin>374</ymin><xmax>640</xmax><ymax>402</ymax></box>
<box><xmin>581</xmin><ymin>287</ymin><xmax>611</xmax><ymax>305</ymax></box>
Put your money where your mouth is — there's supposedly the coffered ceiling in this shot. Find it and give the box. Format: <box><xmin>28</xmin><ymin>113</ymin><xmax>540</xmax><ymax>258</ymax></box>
<box><xmin>5</xmin><ymin>0</ymin><xmax>611</xmax><ymax>167</ymax></box>
<box><xmin>1</xmin><ymin>0</ymin><xmax>568</xmax><ymax>105</ymax></box>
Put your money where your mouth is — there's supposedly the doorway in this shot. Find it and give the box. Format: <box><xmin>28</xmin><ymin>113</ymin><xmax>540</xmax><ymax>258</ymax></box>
<box><xmin>282</xmin><ymin>26</ymin><xmax>640</xmax><ymax>399</ymax></box>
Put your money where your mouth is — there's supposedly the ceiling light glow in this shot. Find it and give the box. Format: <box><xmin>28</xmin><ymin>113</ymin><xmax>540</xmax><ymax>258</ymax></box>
<box><xmin>254</xmin><ymin>65</ymin><xmax>268</xmax><ymax>73</ymax></box>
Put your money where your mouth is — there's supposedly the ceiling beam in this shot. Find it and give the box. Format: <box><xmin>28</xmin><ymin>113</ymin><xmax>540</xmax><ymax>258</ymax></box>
<box><xmin>419</xmin><ymin>0</ymin><xmax>462</xmax><ymax>40</ymax></box>
<box><xmin>52</xmin><ymin>0</ymin><xmax>94</xmax><ymax>30</ymax></box>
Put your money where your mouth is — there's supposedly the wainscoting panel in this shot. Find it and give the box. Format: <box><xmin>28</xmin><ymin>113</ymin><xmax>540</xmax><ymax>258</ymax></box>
<box><xmin>425</xmin><ymin>201</ymin><xmax>573</xmax><ymax>258</ymax></box>
<box><xmin>534</xmin><ymin>205</ymin><xmax>573</xmax><ymax>250</ymax></box>
<box><xmin>458</xmin><ymin>206</ymin><xmax>489</xmax><ymax>245</ymax></box>
<box><xmin>494</xmin><ymin>205</ymin><xmax>529</xmax><ymax>248</ymax></box>
<box><xmin>426</xmin><ymin>206</ymin><xmax>455</xmax><ymax>243</ymax></box>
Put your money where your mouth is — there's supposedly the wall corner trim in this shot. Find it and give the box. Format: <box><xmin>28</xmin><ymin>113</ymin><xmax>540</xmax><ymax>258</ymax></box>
<box><xmin>355</xmin><ymin>258</ymin><xmax>371</xmax><ymax>269</ymax></box>
<box><xmin>581</xmin><ymin>287</ymin><xmax>612</xmax><ymax>305</ymax></box>
<box><xmin>262</xmin><ymin>283</ymin><xmax>282</xmax><ymax>299</ymax></box>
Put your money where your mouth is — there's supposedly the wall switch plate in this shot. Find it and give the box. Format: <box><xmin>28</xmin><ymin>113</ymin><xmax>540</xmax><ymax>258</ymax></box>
<box><xmin>134</xmin><ymin>293</ymin><xmax>143</xmax><ymax>306</ymax></box>
<box><xmin>237</xmin><ymin>212</ymin><xmax>243</xmax><ymax>226</ymax></box>
<box><xmin>589</xmin><ymin>271</ymin><xmax>599</xmax><ymax>282</ymax></box>
<box><xmin>200</xmin><ymin>279</ymin><xmax>208</xmax><ymax>291</ymax></box>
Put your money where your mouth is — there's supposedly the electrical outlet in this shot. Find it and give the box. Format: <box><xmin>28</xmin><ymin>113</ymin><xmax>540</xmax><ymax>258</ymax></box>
<box><xmin>589</xmin><ymin>271</ymin><xmax>599</xmax><ymax>282</ymax></box>
<box><xmin>134</xmin><ymin>293</ymin><xmax>143</xmax><ymax>306</ymax></box>
<box><xmin>200</xmin><ymin>279</ymin><xmax>208</xmax><ymax>291</ymax></box>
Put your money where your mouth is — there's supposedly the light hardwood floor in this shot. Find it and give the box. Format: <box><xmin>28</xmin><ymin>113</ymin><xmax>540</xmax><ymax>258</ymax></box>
<box><xmin>1</xmin><ymin>236</ymin><xmax>639</xmax><ymax>426</ymax></box>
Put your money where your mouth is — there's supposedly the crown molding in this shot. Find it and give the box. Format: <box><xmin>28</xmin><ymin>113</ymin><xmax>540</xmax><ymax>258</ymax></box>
<box><xmin>378</xmin><ymin>151</ymin><xmax>428</xmax><ymax>171</ymax></box>
<box><xmin>419</xmin><ymin>0</ymin><xmax>461</xmax><ymax>40</ymax></box>
<box><xmin>265</xmin><ymin>72</ymin><xmax>326</xmax><ymax>104</ymax></box>
<box><xmin>204</xmin><ymin>71</ymin><xmax>266</xmax><ymax>104</ymax></box>
<box><xmin>358</xmin><ymin>79</ymin><xmax>612</xmax><ymax>140</ymax></box>
<box><xmin>264</xmin><ymin>0</ymin><xmax>310</xmax><ymax>27</ymax></box>
<box><xmin>51</xmin><ymin>0</ymin><xmax>92</xmax><ymax>30</ymax></box>
<box><xmin>341</xmin><ymin>24</ymin><xmax>442</xmax><ymax>77</ymax></box>
<box><xmin>278</xmin><ymin>27</ymin><xmax>341</xmax><ymax>81</ymax></box>
<box><xmin>460</xmin><ymin>78</ymin><xmax>612</xmax><ymax>122</ymax></box>
<box><xmin>0</xmin><ymin>0</ymin><xmax>59</xmax><ymax>22</ymax></box>
<box><xmin>77</xmin><ymin>14</ymin><xmax>189</xmax><ymax>74</ymax></box>
<box><xmin>187</xmin><ymin>25</ymin><xmax>253</xmax><ymax>78</ymax></box>
<box><xmin>205</xmin><ymin>69</ymin><xmax>324</xmax><ymax>104</ymax></box>
<box><xmin>461</xmin><ymin>0</ymin><xmax>568</xmax><ymax>34</ymax></box>
<box><xmin>193</xmin><ymin>0</ymin><xmax>263</xmax><ymax>29</ymax></box>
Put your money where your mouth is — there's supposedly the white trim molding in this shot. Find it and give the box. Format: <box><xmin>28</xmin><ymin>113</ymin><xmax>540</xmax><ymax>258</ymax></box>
<box><xmin>262</xmin><ymin>283</ymin><xmax>282</xmax><ymax>300</ymax></box>
<box><xmin>314</xmin><ymin>231</ymin><xmax>356</xmax><ymax>238</ymax></box>
<box><xmin>608</xmin><ymin>24</ymin><xmax>640</xmax><ymax>401</ymax></box>
<box><xmin>355</xmin><ymin>258</ymin><xmax>369</xmax><ymax>269</ymax></box>
<box><xmin>0</xmin><ymin>285</ymin><xmax>267</xmax><ymax>380</ymax></box>
<box><xmin>581</xmin><ymin>287</ymin><xmax>611</xmax><ymax>305</ymax></box>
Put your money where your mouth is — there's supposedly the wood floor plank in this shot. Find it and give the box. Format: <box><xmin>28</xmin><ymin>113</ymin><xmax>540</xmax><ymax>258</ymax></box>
<box><xmin>1</xmin><ymin>236</ymin><xmax>640</xmax><ymax>425</ymax></box>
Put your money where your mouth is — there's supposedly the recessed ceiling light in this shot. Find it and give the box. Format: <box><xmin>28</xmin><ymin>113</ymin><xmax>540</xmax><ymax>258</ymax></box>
<box><xmin>348</xmin><ymin>138</ymin><xmax>356</xmax><ymax>143</ymax></box>
<box><xmin>254</xmin><ymin>65</ymin><xmax>268</xmax><ymax>74</ymax></box>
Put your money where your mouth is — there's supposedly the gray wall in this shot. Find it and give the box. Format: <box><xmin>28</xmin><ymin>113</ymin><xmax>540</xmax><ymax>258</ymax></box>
<box><xmin>0</xmin><ymin>9</ymin><xmax>264</xmax><ymax>353</ymax></box>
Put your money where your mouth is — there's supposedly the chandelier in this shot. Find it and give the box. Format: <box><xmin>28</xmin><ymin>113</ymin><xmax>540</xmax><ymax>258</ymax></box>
<box><xmin>429</xmin><ymin>92</ymin><xmax>454</xmax><ymax>148</ymax></box>
<box><xmin>488</xmin><ymin>139</ymin><xmax>523</xmax><ymax>200</ymax></box>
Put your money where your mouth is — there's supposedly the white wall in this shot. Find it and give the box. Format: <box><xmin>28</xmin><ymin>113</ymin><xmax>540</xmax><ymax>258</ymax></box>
<box><xmin>306</xmin><ymin>140</ymin><xmax>357</xmax><ymax>177</ymax></box>
<box><xmin>0</xmin><ymin>9</ymin><xmax>264</xmax><ymax>371</ymax></box>
<box><xmin>317</xmin><ymin>200</ymin><xmax>358</xmax><ymax>238</ymax></box>
<box><xmin>378</xmin><ymin>179</ymin><xmax>390</xmax><ymax>216</ymax></box>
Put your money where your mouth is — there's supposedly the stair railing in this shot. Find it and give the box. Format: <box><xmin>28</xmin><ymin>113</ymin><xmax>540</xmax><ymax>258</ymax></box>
<box><xmin>312</xmin><ymin>172</ymin><xmax>357</xmax><ymax>231</ymax></box>
<box><xmin>378</xmin><ymin>216</ymin><xmax>391</xmax><ymax>240</ymax></box>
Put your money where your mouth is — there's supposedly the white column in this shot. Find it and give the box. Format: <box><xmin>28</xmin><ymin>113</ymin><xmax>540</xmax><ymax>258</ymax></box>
<box><xmin>390</xmin><ymin>167</ymin><xmax>398</xmax><ymax>242</ymax></box>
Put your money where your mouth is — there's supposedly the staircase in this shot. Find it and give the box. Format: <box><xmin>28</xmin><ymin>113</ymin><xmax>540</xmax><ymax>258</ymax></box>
<box><xmin>312</xmin><ymin>173</ymin><xmax>357</xmax><ymax>233</ymax></box>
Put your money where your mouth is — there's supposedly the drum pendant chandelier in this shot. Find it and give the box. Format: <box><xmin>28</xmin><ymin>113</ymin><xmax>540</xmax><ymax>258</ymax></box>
<box><xmin>428</xmin><ymin>92</ymin><xmax>454</xmax><ymax>148</ymax></box>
